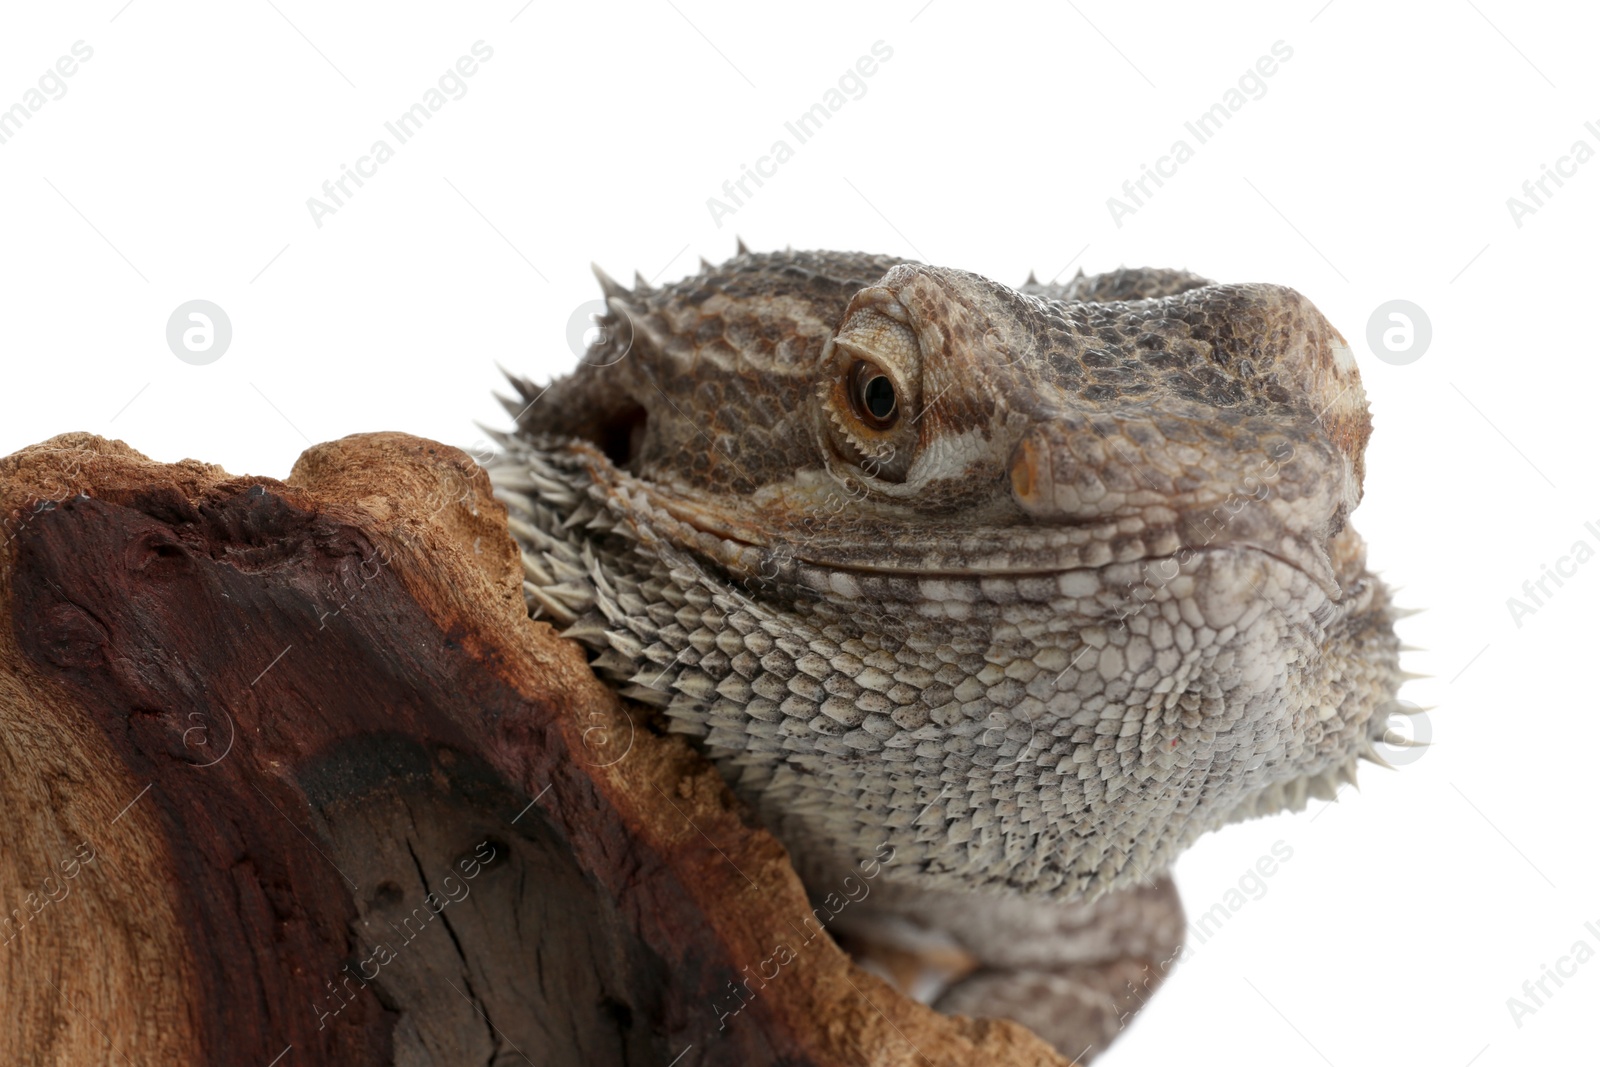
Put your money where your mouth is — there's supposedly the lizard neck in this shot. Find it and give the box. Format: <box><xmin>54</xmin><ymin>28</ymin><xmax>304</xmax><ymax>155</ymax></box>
<box><xmin>491</xmin><ymin>432</ymin><xmax>1399</xmax><ymax>904</ymax></box>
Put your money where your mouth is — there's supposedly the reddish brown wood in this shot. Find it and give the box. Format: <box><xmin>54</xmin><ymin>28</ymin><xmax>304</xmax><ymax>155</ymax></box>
<box><xmin>0</xmin><ymin>432</ymin><xmax>1072</xmax><ymax>1067</ymax></box>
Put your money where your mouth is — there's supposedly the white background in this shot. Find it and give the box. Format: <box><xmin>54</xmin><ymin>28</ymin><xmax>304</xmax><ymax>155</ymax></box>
<box><xmin>3</xmin><ymin>2</ymin><xmax>1597</xmax><ymax>1064</ymax></box>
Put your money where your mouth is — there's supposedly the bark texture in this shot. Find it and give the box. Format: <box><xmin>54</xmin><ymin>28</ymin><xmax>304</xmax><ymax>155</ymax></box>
<box><xmin>0</xmin><ymin>431</ymin><xmax>1073</xmax><ymax>1067</ymax></box>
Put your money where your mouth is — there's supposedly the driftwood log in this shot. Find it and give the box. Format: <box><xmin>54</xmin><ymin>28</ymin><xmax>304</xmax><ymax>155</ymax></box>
<box><xmin>0</xmin><ymin>431</ymin><xmax>1072</xmax><ymax>1067</ymax></box>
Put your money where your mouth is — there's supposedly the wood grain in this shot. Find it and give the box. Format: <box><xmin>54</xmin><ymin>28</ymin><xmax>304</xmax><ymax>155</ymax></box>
<box><xmin>0</xmin><ymin>431</ymin><xmax>1072</xmax><ymax>1067</ymax></box>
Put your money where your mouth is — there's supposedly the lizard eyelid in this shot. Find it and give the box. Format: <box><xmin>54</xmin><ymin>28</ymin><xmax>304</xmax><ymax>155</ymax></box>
<box><xmin>821</xmin><ymin>304</ymin><xmax>923</xmax><ymax>484</ymax></box>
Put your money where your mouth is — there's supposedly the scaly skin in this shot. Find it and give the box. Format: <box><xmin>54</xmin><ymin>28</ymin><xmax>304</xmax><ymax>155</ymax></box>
<box><xmin>487</xmin><ymin>248</ymin><xmax>1404</xmax><ymax>1059</ymax></box>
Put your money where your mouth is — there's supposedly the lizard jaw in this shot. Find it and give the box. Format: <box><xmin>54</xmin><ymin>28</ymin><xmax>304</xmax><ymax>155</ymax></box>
<box><xmin>621</xmin><ymin>466</ymin><xmax>1347</xmax><ymax>602</ymax></box>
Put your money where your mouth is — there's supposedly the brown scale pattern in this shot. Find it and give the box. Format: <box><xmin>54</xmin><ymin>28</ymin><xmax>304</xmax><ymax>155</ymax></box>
<box><xmin>492</xmin><ymin>247</ymin><xmax>1405</xmax><ymax>1062</ymax></box>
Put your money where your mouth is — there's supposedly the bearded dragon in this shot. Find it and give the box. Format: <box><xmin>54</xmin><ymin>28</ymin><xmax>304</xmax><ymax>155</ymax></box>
<box><xmin>486</xmin><ymin>247</ymin><xmax>1404</xmax><ymax>1059</ymax></box>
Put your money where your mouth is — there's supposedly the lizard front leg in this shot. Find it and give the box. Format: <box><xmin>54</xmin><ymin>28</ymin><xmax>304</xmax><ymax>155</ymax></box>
<box><xmin>833</xmin><ymin>876</ymin><xmax>1185</xmax><ymax>1062</ymax></box>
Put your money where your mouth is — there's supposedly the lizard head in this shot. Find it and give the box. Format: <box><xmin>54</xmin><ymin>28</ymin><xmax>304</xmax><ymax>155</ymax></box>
<box><xmin>500</xmin><ymin>249</ymin><xmax>1404</xmax><ymax>900</ymax></box>
<box><xmin>812</xmin><ymin>262</ymin><xmax>1370</xmax><ymax>600</ymax></box>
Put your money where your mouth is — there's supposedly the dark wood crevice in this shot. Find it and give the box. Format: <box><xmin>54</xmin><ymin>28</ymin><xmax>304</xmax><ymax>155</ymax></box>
<box><xmin>0</xmin><ymin>431</ymin><xmax>1072</xmax><ymax>1067</ymax></box>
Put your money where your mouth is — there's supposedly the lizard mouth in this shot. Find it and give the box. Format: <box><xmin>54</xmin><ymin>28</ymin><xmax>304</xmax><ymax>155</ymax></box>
<box><xmin>626</xmin><ymin>473</ymin><xmax>1349</xmax><ymax>602</ymax></box>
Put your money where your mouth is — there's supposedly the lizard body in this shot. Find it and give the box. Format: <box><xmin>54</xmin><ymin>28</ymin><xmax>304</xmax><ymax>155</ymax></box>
<box><xmin>489</xmin><ymin>248</ymin><xmax>1403</xmax><ymax>1057</ymax></box>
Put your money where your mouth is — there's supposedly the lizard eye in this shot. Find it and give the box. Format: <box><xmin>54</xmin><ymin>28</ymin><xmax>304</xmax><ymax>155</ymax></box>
<box><xmin>849</xmin><ymin>361</ymin><xmax>898</xmax><ymax>427</ymax></box>
<box><xmin>821</xmin><ymin>294</ymin><xmax>923</xmax><ymax>484</ymax></box>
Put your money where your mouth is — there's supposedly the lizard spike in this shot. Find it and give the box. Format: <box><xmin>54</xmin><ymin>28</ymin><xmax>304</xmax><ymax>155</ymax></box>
<box><xmin>520</xmin><ymin>550</ymin><xmax>553</xmax><ymax>586</ymax></box>
<box><xmin>1357</xmin><ymin>740</ymin><xmax>1396</xmax><ymax>769</ymax></box>
<box><xmin>524</xmin><ymin>581</ymin><xmax>578</xmax><ymax>624</ymax></box>
<box><xmin>1337</xmin><ymin>758</ymin><xmax>1361</xmax><ymax>788</ymax></box>
<box><xmin>666</xmin><ymin>691</ymin><xmax>708</xmax><ymax>714</ymax></box>
<box><xmin>1307</xmin><ymin>770</ymin><xmax>1340</xmax><ymax>802</ymax></box>
<box><xmin>1389</xmin><ymin>703</ymin><xmax>1435</xmax><ymax>715</ymax></box>
<box><xmin>1025</xmin><ymin>270</ymin><xmax>1039</xmax><ymax>286</ymax></box>
<box><xmin>546</xmin><ymin>555</ymin><xmax>588</xmax><ymax>582</ymax></box>
<box><xmin>489</xmin><ymin>358</ymin><xmax>528</xmax><ymax>396</ymax></box>
<box><xmin>735</xmin><ymin>236</ymin><xmax>751</xmax><ymax>256</ymax></box>
<box><xmin>513</xmin><ymin>376</ymin><xmax>545</xmax><ymax>403</ymax></box>
<box><xmin>472</xmin><ymin>421</ymin><xmax>517</xmax><ymax>449</ymax></box>
<box><xmin>626</xmin><ymin>666</ymin><xmax>669</xmax><ymax>689</ymax></box>
<box><xmin>506</xmin><ymin>514</ymin><xmax>563</xmax><ymax>549</ymax></box>
<box><xmin>1390</xmin><ymin>605</ymin><xmax>1424</xmax><ymax>619</ymax></box>
<box><xmin>591</xmin><ymin>262</ymin><xmax>630</xmax><ymax>301</ymax></box>
<box><xmin>1398</xmin><ymin>643</ymin><xmax>1426</xmax><ymax>653</ymax></box>
<box><xmin>542</xmin><ymin>581</ymin><xmax>596</xmax><ymax>608</ymax></box>
<box><xmin>619</xmin><ymin>684</ymin><xmax>672</xmax><ymax>707</ymax></box>
<box><xmin>606</xmin><ymin>629</ymin><xmax>646</xmax><ymax>660</ymax></box>
<box><xmin>699</xmin><ymin>256</ymin><xmax>714</xmax><ymax>271</ymax></box>
<box><xmin>621</xmin><ymin>308</ymin><xmax>674</xmax><ymax>355</ymax></box>
<box><xmin>560</xmin><ymin>617</ymin><xmax>612</xmax><ymax>644</ymax></box>
<box><xmin>508</xmin><ymin>466</ymin><xmax>574</xmax><ymax>501</ymax></box>
<box><xmin>494</xmin><ymin>390</ymin><xmax>525</xmax><ymax>423</ymax></box>
<box><xmin>1396</xmin><ymin>670</ymin><xmax>1431</xmax><ymax>682</ymax></box>
<box><xmin>633</xmin><ymin>270</ymin><xmax>653</xmax><ymax>293</ymax></box>
<box><xmin>672</xmin><ymin>671</ymin><xmax>718</xmax><ymax>701</ymax></box>
<box><xmin>489</xmin><ymin>488</ymin><xmax>535</xmax><ymax>519</ymax></box>
<box><xmin>592</xmin><ymin>648</ymin><xmax>636</xmax><ymax>675</ymax></box>
<box><xmin>561</xmin><ymin>502</ymin><xmax>599</xmax><ymax>530</ymax></box>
